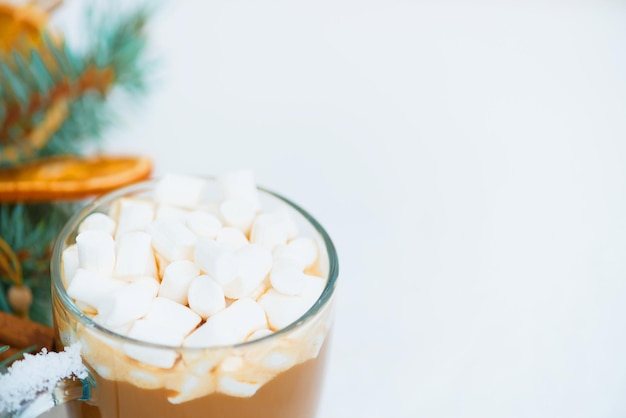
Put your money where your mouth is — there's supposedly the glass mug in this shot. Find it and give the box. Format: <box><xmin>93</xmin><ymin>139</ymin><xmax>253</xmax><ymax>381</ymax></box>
<box><xmin>13</xmin><ymin>178</ymin><xmax>338</xmax><ymax>418</ymax></box>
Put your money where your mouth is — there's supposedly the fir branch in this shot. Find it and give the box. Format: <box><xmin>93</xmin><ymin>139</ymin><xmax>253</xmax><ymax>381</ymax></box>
<box><xmin>0</xmin><ymin>202</ymin><xmax>75</xmax><ymax>325</ymax></box>
<box><xmin>0</xmin><ymin>5</ymin><xmax>153</xmax><ymax>167</ymax></box>
<box><xmin>0</xmin><ymin>3</ymin><xmax>155</xmax><ymax>327</ymax></box>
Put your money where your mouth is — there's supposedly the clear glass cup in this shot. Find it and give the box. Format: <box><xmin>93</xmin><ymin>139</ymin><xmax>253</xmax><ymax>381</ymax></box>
<box><xmin>14</xmin><ymin>178</ymin><xmax>338</xmax><ymax>418</ymax></box>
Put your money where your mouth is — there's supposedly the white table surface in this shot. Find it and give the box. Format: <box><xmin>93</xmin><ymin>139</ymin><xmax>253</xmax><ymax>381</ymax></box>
<box><xmin>53</xmin><ymin>1</ymin><xmax>626</xmax><ymax>417</ymax></box>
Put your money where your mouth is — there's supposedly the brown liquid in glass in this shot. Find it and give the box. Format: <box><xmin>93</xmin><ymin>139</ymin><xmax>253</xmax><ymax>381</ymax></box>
<box><xmin>80</xmin><ymin>343</ymin><xmax>329</xmax><ymax>418</ymax></box>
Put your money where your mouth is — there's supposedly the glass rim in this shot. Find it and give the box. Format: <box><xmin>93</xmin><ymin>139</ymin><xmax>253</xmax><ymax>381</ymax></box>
<box><xmin>50</xmin><ymin>178</ymin><xmax>339</xmax><ymax>352</ymax></box>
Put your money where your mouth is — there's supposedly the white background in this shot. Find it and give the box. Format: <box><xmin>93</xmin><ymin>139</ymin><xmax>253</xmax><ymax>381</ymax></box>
<box><xmin>54</xmin><ymin>1</ymin><xmax>626</xmax><ymax>417</ymax></box>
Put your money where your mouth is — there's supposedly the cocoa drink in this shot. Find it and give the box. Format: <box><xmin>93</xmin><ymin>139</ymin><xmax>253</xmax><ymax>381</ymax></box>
<box><xmin>51</xmin><ymin>171</ymin><xmax>338</xmax><ymax>418</ymax></box>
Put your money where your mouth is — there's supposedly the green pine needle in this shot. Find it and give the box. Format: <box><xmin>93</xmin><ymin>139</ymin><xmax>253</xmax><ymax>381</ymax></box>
<box><xmin>29</xmin><ymin>50</ymin><xmax>55</xmax><ymax>94</ymax></box>
<box><xmin>0</xmin><ymin>344</ymin><xmax>40</xmax><ymax>369</ymax></box>
<box><xmin>1</xmin><ymin>63</ymin><xmax>28</xmax><ymax>108</ymax></box>
<box><xmin>11</xmin><ymin>52</ymin><xmax>33</xmax><ymax>91</ymax></box>
<box><xmin>43</xmin><ymin>34</ymin><xmax>68</xmax><ymax>77</ymax></box>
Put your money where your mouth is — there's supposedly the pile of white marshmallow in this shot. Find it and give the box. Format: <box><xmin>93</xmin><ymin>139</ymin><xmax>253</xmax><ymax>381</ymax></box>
<box><xmin>62</xmin><ymin>171</ymin><xmax>326</xmax><ymax>369</ymax></box>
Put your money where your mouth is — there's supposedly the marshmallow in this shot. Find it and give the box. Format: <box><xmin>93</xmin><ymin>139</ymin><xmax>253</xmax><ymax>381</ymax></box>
<box><xmin>92</xmin><ymin>364</ymin><xmax>113</xmax><ymax>380</ymax></box>
<box><xmin>272</xmin><ymin>243</ymin><xmax>288</xmax><ymax>259</ymax></box>
<box><xmin>97</xmin><ymin>277</ymin><xmax>159</xmax><ymax>329</ymax></box>
<box><xmin>277</xmin><ymin>207</ymin><xmax>299</xmax><ymax>240</ymax></box>
<box><xmin>180</xmin><ymin>346</ymin><xmax>228</xmax><ymax>376</ymax></box>
<box><xmin>76</xmin><ymin>230</ymin><xmax>116</xmax><ymax>277</ymax></box>
<box><xmin>91</xmin><ymin>316</ymin><xmax>133</xmax><ymax>337</ymax></box>
<box><xmin>216</xmin><ymin>227</ymin><xmax>249</xmax><ymax>251</ymax></box>
<box><xmin>167</xmin><ymin>372</ymin><xmax>216</xmax><ymax>404</ymax></box>
<box><xmin>249</xmin><ymin>212</ymin><xmax>290</xmax><ymax>251</ymax></box>
<box><xmin>144</xmin><ymin>297</ymin><xmax>201</xmax><ymax>338</ymax></box>
<box><xmin>258</xmin><ymin>290</ymin><xmax>306</xmax><ymax>331</ymax></box>
<box><xmin>114</xmin><ymin>231</ymin><xmax>156</xmax><ymax>280</ymax></box>
<box><xmin>222</xmin><ymin>244</ymin><xmax>272</xmax><ymax>299</ymax></box>
<box><xmin>67</xmin><ymin>268</ymin><xmax>127</xmax><ymax>311</ymax></box>
<box><xmin>113</xmin><ymin>198</ymin><xmax>155</xmax><ymax>238</ymax></box>
<box><xmin>186</xmin><ymin>210</ymin><xmax>222</xmax><ymax>238</ymax></box>
<box><xmin>284</xmin><ymin>237</ymin><xmax>318</xmax><ymax>269</ymax></box>
<box><xmin>148</xmin><ymin>217</ymin><xmax>198</xmax><ymax>261</ymax></box>
<box><xmin>154</xmin><ymin>174</ymin><xmax>207</xmax><ymax>209</ymax></box>
<box><xmin>261</xmin><ymin>351</ymin><xmax>297</xmax><ymax>372</ymax></box>
<box><xmin>220</xmin><ymin>355</ymin><xmax>244</xmax><ymax>372</ymax></box>
<box><xmin>123</xmin><ymin>319</ymin><xmax>183</xmax><ymax>369</ymax></box>
<box><xmin>219</xmin><ymin>199</ymin><xmax>256</xmax><ymax>234</ymax></box>
<box><xmin>218</xmin><ymin>169</ymin><xmax>261</xmax><ymax>211</ymax></box>
<box><xmin>158</xmin><ymin>260</ymin><xmax>200</xmax><ymax>305</ymax></box>
<box><xmin>62</xmin><ymin>244</ymin><xmax>79</xmax><ymax>286</ymax></box>
<box><xmin>235</xmin><ymin>244</ymin><xmax>272</xmax><ymax>286</ymax></box>
<box><xmin>246</xmin><ymin>328</ymin><xmax>273</xmax><ymax>342</ymax></box>
<box><xmin>76</xmin><ymin>301</ymin><xmax>97</xmax><ymax>315</ymax></box>
<box><xmin>259</xmin><ymin>275</ymin><xmax>325</xmax><ymax>330</ymax></box>
<box><xmin>77</xmin><ymin>330</ymin><xmax>120</xmax><ymax>381</ymax></box>
<box><xmin>297</xmin><ymin>274</ymin><xmax>326</xmax><ymax>305</ymax></box>
<box><xmin>247</xmin><ymin>279</ymin><xmax>270</xmax><ymax>301</ymax></box>
<box><xmin>269</xmin><ymin>258</ymin><xmax>306</xmax><ymax>296</ymax></box>
<box><xmin>187</xmin><ymin>275</ymin><xmax>226</xmax><ymax>319</ymax></box>
<box><xmin>194</xmin><ymin>238</ymin><xmax>237</xmax><ymax>286</ymax></box>
<box><xmin>156</xmin><ymin>204</ymin><xmax>190</xmax><ymax>222</ymax></box>
<box><xmin>218</xmin><ymin>376</ymin><xmax>261</xmax><ymax>398</ymax></box>
<box><xmin>184</xmin><ymin>298</ymin><xmax>267</xmax><ymax>347</ymax></box>
<box><xmin>195</xmin><ymin>201</ymin><xmax>221</xmax><ymax>217</ymax></box>
<box><xmin>78</xmin><ymin>212</ymin><xmax>116</xmax><ymax>236</ymax></box>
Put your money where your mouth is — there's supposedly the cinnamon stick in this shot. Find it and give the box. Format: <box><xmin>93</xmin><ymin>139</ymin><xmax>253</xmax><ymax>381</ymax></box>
<box><xmin>0</xmin><ymin>311</ymin><xmax>54</xmax><ymax>352</ymax></box>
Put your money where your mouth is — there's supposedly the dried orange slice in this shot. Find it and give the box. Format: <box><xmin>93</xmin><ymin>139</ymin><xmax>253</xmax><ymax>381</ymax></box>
<box><xmin>0</xmin><ymin>155</ymin><xmax>152</xmax><ymax>202</ymax></box>
<box><xmin>0</xmin><ymin>2</ymin><xmax>49</xmax><ymax>51</ymax></box>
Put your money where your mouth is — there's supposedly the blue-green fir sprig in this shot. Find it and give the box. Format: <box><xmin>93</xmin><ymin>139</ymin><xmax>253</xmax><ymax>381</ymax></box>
<box><xmin>0</xmin><ymin>3</ymin><xmax>154</xmax><ymax>326</ymax></box>
<box><xmin>0</xmin><ymin>4</ymin><xmax>153</xmax><ymax>167</ymax></box>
